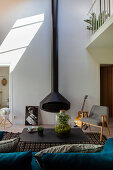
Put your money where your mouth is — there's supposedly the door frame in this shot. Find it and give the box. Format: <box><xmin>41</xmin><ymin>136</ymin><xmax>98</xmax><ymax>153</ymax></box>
<box><xmin>100</xmin><ymin>64</ymin><xmax>113</xmax><ymax>117</ymax></box>
<box><xmin>0</xmin><ymin>64</ymin><xmax>13</xmax><ymax>121</ymax></box>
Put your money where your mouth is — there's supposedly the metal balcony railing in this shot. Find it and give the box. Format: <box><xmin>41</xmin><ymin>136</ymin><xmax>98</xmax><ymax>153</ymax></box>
<box><xmin>85</xmin><ymin>0</ymin><xmax>111</xmax><ymax>36</ymax></box>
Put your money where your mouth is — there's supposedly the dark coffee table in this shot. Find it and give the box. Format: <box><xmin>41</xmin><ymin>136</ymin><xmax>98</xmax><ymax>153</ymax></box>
<box><xmin>20</xmin><ymin>128</ymin><xmax>89</xmax><ymax>143</ymax></box>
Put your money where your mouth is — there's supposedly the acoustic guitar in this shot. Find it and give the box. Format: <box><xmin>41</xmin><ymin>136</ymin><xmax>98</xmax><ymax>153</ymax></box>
<box><xmin>74</xmin><ymin>95</ymin><xmax>88</xmax><ymax>127</ymax></box>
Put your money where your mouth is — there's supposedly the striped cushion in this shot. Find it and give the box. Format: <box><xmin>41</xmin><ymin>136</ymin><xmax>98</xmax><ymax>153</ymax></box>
<box><xmin>35</xmin><ymin>144</ymin><xmax>104</xmax><ymax>169</ymax></box>
<box><xmin>35</xmin><ymin>144</ymin><xmax>104</xmax><ymax>157</ymax></box>
<box><xmin>0</xmin><ymin>137</ymin><xmax>20</xmax><ymax>153</ymax></box>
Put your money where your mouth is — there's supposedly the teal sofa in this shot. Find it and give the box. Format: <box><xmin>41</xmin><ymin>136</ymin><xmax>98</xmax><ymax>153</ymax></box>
<box><xmin>0</xmin><ymin>138</ymin><xmax>113</xmax><ymax>170</ymax></box>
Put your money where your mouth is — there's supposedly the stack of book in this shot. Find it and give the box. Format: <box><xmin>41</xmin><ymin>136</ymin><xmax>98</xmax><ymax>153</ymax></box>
<box><xmin>27</xmin><ymin>126</ymin><xmax>37</xmax><ymax>133</ymax></box>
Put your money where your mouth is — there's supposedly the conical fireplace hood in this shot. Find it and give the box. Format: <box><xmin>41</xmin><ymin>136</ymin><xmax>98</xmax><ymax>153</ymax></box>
<box><xmin>40</xmin><ymin>0</ymin><xmax>70</xmax><ymax>113</ymax></box>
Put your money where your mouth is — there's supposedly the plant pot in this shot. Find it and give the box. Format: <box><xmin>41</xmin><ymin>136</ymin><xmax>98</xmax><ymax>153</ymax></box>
<box><xmin>55</xmin><ymin>124</ymin><xmax>71</xmax><ymax>138</ymax></box>
<box><xmin>55</xmin><ymin>110</ymin><xmax>71</xmax><ymax>138</ymax></box>
<box><xmin>38</xmin><ymin>130</ymin><xmax>43</xmax><ymax>136</ymax></box>
<box><xmin>55</xmin><ymin>129</ymin><xmax>71</xmax><ymax>138</ymax></box>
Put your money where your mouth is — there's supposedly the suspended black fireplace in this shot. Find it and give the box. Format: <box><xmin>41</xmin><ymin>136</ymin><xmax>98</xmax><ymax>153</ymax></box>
<box><xmin>40</xmin><ymin>0</ymin><xmax>70</xmax><ymax>113</ymax></box>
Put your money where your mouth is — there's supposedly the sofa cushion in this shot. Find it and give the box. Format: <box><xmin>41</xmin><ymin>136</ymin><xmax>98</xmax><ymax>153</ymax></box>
<box><xmin>102</xmin><ymin>137</ymin><xmax>113</xmax><ymax>152</ymax></box>
<box><xmin>0</xmin><ymin>137</ymin><xmax>20</xmax><ymax>153</ymax></box>
<box><xmin>0</xmin><ymin>151</ymin><xmax>32</xmax><ymax>170</ymax></box>
<box><xmin>35</xmin><ymin>143</ymin><xmax>104</xmax><ymax>157</ymax></box>
<box><xmin>41</xmin><ymin>152</ymin><xmax>113</xmax><ymax>170</ymax></box>
<box><xmin>0</xmin><ymin>131</ymin><xmax>3</xmax><ymax>141</ymax></box>
<box><xmin>32</xmin><ymin>152</ymin><xmax>41</xmax><ymax>170</ymax></box>
<box><xmin>35</xmin><ymin>144</ymin><xmax>104</xmax><ymax>168</ymax></box>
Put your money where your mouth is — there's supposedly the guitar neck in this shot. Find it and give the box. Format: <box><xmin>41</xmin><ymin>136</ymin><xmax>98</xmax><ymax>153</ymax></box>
<box><xmin>81</xmin><ymin>99</ymin><xmax>86</xmax><ymax>112</ymax></box>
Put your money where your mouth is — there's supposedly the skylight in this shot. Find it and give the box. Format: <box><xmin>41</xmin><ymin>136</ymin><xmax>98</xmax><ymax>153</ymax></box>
<box><xmin>0</xmin><ymin>14</ymin><xmax>44</xmax><ymax>71</ymax></box>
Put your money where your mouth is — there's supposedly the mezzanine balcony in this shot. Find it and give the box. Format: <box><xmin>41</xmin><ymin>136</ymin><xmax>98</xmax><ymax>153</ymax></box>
<box><xmin>86</xmin><ymin>0</ymin><xmax>113</xmax><ymax>48</ymax></box>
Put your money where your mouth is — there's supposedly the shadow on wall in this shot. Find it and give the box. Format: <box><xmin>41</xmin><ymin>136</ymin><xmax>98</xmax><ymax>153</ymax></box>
<box><xmin>0</xmin><ymin>0</ymin><xmax>52</xmax><ymax>124</ymax></box>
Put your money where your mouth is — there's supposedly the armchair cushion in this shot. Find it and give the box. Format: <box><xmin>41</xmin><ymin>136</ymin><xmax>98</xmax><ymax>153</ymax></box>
<box><xmin>80</xmin><ymin>105</ymin><xmax>109</xmax><ymax>126</ymax></box>
<box><xmin>90</xmin><ymin>105</ymin><xmax>108</xmax><ymax>117</ymax></box>
<box><xmin>80</xmin><ymin>117</ymin><xmax>102</xmax><ymax>126</ymax></box>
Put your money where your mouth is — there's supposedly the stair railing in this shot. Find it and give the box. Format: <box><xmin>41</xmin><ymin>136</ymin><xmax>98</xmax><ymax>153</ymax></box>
<box><xmin>86</xmin><ymin>0</ymin><xmax>111</xmax><ymax>36</ymax></box>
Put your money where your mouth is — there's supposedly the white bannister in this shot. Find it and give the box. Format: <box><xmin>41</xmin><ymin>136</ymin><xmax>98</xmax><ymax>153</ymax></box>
<box><xmin>85</xmin><ymin>0</ymin><xmax>111</xmax><ymax>36</ymax></box>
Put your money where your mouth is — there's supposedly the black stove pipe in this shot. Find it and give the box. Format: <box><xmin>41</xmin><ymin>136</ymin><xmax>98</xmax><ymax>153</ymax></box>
<box><xmin>40</xmin><ymin>0</ymin><xmax>70</xmax><ymax>113</ymax></box>
<box><xmin>51</xmin><ymin>0</ymin><xmax>58</xmax><ymax>92</ymax></box>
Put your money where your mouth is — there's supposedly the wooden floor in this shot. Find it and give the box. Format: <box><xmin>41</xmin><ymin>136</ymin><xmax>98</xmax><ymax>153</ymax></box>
<box><xmin>0</xmin><ymin>118</ymin><xmax>113</xmax><ymax>139</ymax></box>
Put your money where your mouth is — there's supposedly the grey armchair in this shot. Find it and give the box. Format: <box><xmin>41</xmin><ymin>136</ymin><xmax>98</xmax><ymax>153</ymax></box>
<box><xmin>80</xmin><ymin>105</ymin><xmax>110</xmax><ymax>142</ymax></box>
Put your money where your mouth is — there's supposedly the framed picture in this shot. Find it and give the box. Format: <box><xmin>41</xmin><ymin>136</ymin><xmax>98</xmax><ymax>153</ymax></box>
<box><xmin>25</xmin><ymin>106</ymin><xmax>38</xmax><ymax>125</ymax></box>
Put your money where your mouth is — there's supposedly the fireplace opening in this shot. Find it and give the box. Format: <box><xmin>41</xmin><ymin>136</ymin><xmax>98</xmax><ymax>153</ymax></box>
<box><xmin>40</xmin><ymin>91</ymin><xmax>70</xmax><ymax>113</ymax></box>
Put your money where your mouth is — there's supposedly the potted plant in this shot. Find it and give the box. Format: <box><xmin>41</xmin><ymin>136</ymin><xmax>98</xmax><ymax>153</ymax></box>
<box><xmin>38</xmin><ymin>126</ymin><xmax>44</xmax><ymax>136</ymax></box>
<box><xmin>55</xmin><ymin>110</ymin><xmax>71</xmax><ymax>137</ymax></box>
<box><xmin>84</xmin><ymin>11</ymin><xmax>110</xmax><ymax>32</ymax></box>
<box><xmin>84</xmin><ymin>12</ymin><xmax>97</xmax><ymax>31</ymax></box>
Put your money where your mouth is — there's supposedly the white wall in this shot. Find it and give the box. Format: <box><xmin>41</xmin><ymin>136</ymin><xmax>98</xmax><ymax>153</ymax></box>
<box><xmin>58</xmin><ymin>0</ymin><xmax>100</xmax><ymax>125</ymax></box>
<box><xmin>0</xmin><ymin>0</ymin><xmax>100</xmax><ymax>125</ymax></box>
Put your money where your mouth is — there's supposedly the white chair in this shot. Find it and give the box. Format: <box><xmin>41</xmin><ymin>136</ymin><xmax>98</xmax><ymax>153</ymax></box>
<box><xmin>0</xmin><ymin>108</ymin><xmax>12</xmax><ymax>128</ymax></box>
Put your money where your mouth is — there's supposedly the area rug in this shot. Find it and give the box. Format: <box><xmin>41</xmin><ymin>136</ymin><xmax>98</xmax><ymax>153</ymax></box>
<box><xmin>2</xmin><ymin>132</ymin><xmax>107</xmax><ymax>152</ymax></box>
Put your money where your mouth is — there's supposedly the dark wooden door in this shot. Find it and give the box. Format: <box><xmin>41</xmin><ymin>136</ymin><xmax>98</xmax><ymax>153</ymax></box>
<box><xmin>100</xmin><ymin>66</ymin><xmax>113</xmax><ymax>117</ymax></box>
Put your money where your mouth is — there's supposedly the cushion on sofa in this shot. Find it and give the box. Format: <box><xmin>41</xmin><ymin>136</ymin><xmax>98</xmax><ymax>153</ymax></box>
<box><xmin>0</xmin><ymin>137</ymin><xmax>20</xmax><ymax>153</ymax></box>
<box><xmin>102</xmin><ymin>137</ymin><xmax>113</xmax><ymax>152</ymax></box>
<box><xmin>32</xmin><ymin>152</ymin><xmax>41</xmax><ymax>170</ymax></box>
<box><xmin>0</xmin><ymin>151</ymin><xmax>32</xmax><ymax>170</ymax></box>
<box><xmin>40</xmin><ymin>152</ymin><xmax>113</xmax><ymax>170</ymax></box>
<box><xmin>0</xmin><ymin>131</ymin><xmax>3</xmax><ymax>140</ymax></box>
<box><xmin>35</xmin><ymin>144</ymin><xmax>104</xmax><ymax>168</ymax></box>
<box><xmin>35</xmin><ymin>143</ymin><xmax>104</xmax><ymax>157</ymax></box>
